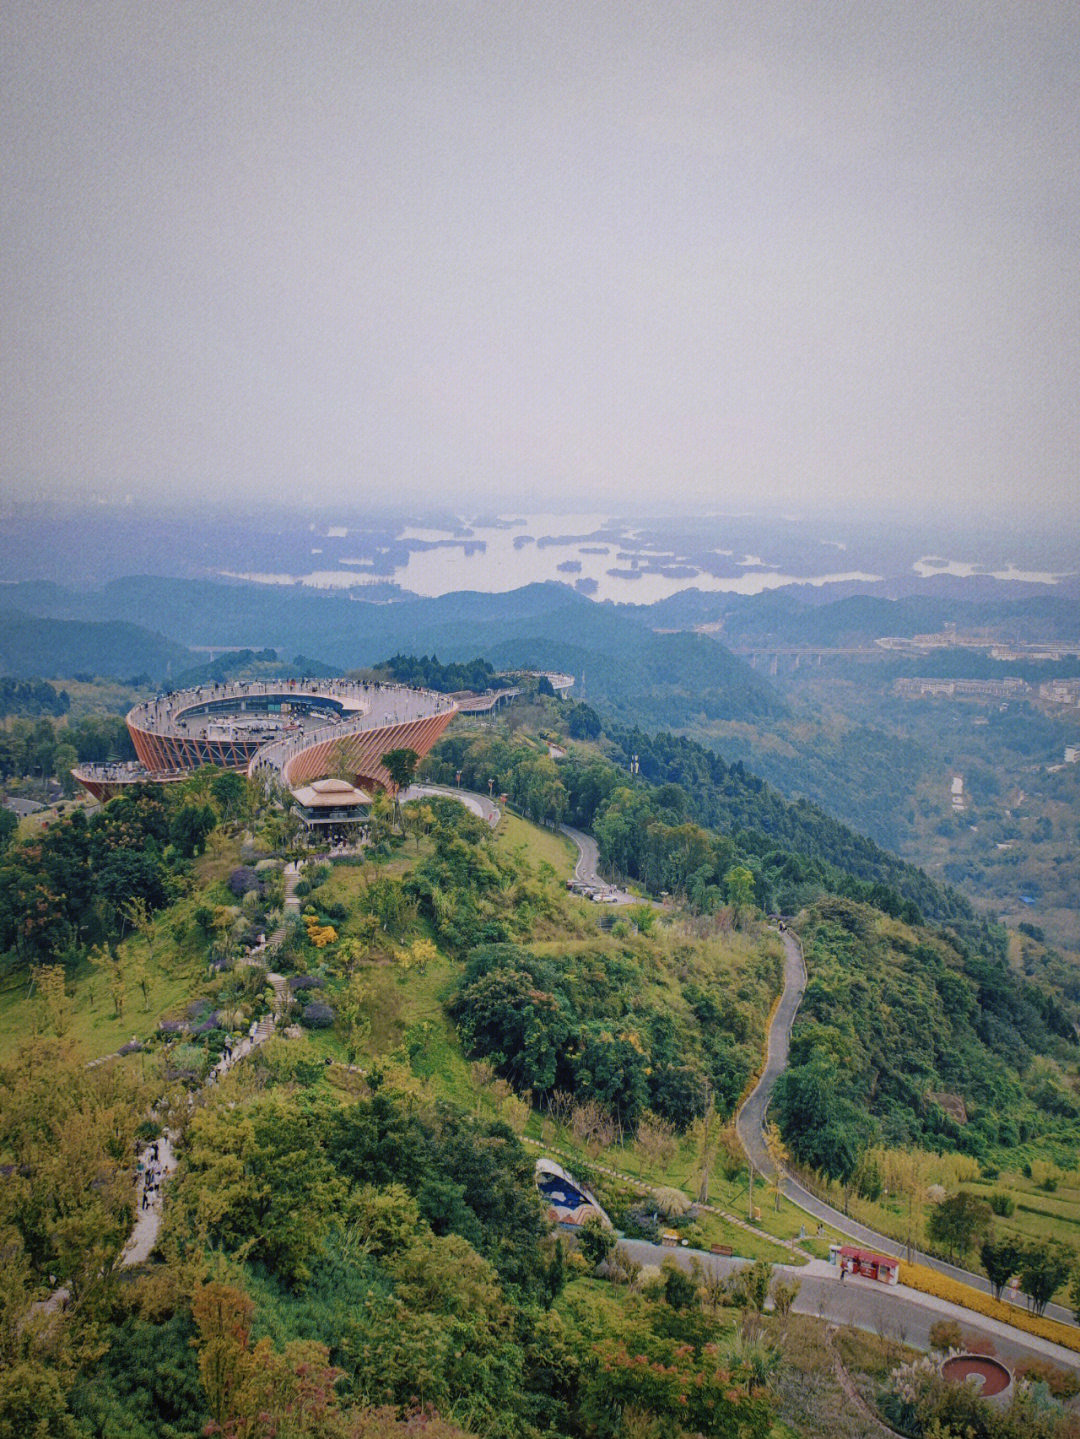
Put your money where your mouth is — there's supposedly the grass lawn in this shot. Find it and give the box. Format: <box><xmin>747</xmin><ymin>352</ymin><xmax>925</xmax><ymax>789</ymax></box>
<box><xmin>0</xmin><ymin>838</ymin><xmax>250</xmax><ymax>1063</ymax></box>
<box><xmin>55</xmin><ymin>675</ymin><xmax>144</xmax><ymax>718</ymax></box>
<box><xmin>493</xmin><ymin>810</ymin><xmax>577</xmax><ymax>878</ymax></box>
<box><xmin>0</xmin><ymin>938</ymin><xmax>205</xmax><ymax>1062</ymax></box>
<box><xmin>520</xmin><ymin>1112</ymin><xmax>846</xmax><ymax>1264</ymax></box>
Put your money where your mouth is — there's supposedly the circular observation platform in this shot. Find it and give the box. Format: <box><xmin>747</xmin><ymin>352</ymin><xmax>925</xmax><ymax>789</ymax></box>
<box><xmin>74</xmin><ymin>678</ymin><xmax>457</xmax><ymax>801</ymax></box>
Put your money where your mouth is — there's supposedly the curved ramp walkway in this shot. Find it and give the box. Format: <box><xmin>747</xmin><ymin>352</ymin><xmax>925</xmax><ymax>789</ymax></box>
<box><xmin>738</xmin><ymin>928</ymin><xmax>1077</xmax><ymax>1329</ymax></box>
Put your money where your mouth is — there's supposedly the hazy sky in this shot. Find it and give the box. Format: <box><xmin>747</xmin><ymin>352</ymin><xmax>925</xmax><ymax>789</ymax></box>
<box><xmin>3</xmin><ymin>2</ymin><xmax>1077</xmax><ymax>521</ymax></box>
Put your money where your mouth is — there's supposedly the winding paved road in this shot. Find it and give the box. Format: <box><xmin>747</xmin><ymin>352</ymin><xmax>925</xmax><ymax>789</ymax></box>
<box><xmin>560</xmin><ymin>822</ymin><xmax>659</xmax><ymax>905</ymax></box>
<box><xmin>737</xmin><ymin>929</ymin><xmax>807</xmax><ymax>1180</ymax></box>
<box><xmin>738</xmin><ymin>928</ymin><xmax>1077</xmax><ymax>1329</ymax></box>
<box><xmin>619</xmin><ymin>1240</ymin><xmax>1080</xmax><ymax>1372</ymax></box>
<box><xmin>403</xmin><ymin>783</ymin><xmax>501</xmax><ymax>827</ymax></box>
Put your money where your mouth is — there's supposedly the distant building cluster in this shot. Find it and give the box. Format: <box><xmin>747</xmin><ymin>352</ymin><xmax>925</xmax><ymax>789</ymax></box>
<box><xmin>1040</xmin><ymin>678</ymin><xmax>1080</xmax><ymax>707</ymax></box>
<box><xmin>893</xmin><ymin>677</ymin><xmax>1029</xmax><ymax>700</ymax></box>
<box><xmin>877</xmin><ymin>629</ymin><xmax>1080</xmax><ymax>662</ymax></box>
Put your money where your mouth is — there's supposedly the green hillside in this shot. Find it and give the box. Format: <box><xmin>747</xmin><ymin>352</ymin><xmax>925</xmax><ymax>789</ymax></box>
<box><xmin>426</xmin><ymin>718</ymin><xmax>974</xmax><ymax>927</ymax></box>
<box><xmin>0</xmin><ymin>608</ymin><xmax>194</xmax><ymax>681</ymax></box>
<box><xmin>0</xmin><ymin>578</ymin><xmax>782</xmax><ymax>727</ymax></box>
<box><xmin>5</xmin><ymin>713</ymin><xmax>1080</xmax><ymax>1437</ymax></box>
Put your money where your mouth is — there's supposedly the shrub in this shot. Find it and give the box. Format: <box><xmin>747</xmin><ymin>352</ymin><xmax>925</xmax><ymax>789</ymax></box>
<box><xmin>577</xmin><ymin>1215</ymin><xmax>616</xmax><ymax>1268</ymax></box>
<box><xmin>771</xmin><ymin>1277</ymin><xmax>801</xmax><ymax>1317</ymax></box>
<box><xmin>988</xmin><ymin>1191</ymin><xmax>1015</xmax><ymax>1217</ymax></box>
<box><xmin>1030</xmin><ymin>1159</ymin><xmax>1064</xmax><ymax>1192</ymax></box>
<box><xmin>227</xmin><ymin>866</ymin><xmax>261</xmax><ymax>897</ymax></box>
<box><xmin>928</xmin><ymin>1319</ymin><xmax>963</xmax><ymax>1350</ymax></box>
<box><xmin>166</xmin><ymin>1042</ymin><xmax>208</xmax><ymax>1079</ymax></box>
<box><xmin>620</xmin><ymin>1207</ymin><xmax>660</xmax><ymax>1242</ymax></box>
<box><xmin>303</xmin><ymin>912</ymin><xmax>338</xmax><ymax>948</ymax></box>
<box><xmin>288</xmin><ymin>974</ymin><xmax>325</xmax><ymax>991</ymax></box>
<box><xmin>963</xmin><ymin>1333</ymin><xmax>996</xmax><ymax>1356</ymax></box>
<box><xmin>1015</xmin><ymin>1357</ymin><xmax>1080</xmax><ymax>1398</ymax></box>
<box><xmin>301</xmin><ymin>1002</ymin><xmax>335</xmax><ymax>1029</ymax></box>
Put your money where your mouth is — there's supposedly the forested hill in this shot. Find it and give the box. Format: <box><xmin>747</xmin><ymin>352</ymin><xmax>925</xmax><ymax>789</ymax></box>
<box><xmin>427</xmin><ymin>713</ymin><xmax>972</xmax><ymax>929</ymax></box>
<box><xmin>775</xmin><ymin>896</ymin><xmax>1077</xmax><ymax>1171</ymax></box>
<box><xmin>638</xmin><ymin>586</ymin><xmax>1080</xmax><ymax>645</ymax></box>
<box><xmin>0</xmin><ymin>608</ymin><xmax>194</xmax><ymax>682</ymax></box>
<box><xmin>0</xmin><ymin>577</ymin><xmax>782</xmax><ymax>726</ymax></box>
<box><xmin>481</xmin><ymin>617</ymin><xmax>781</xmax><ymax>727</ymax></box>
<box><xmin>601</xmin><ymin>724</ymin><xmax>974</xmax><ymax>926</ymax></box>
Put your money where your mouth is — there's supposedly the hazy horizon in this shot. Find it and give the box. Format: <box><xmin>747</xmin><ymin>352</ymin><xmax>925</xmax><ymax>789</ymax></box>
<box><xmin>3</xmin><ymin>3</ymin><xmax>1078</xmax><ymax>524</ymax></box>
<box><xmin>2</xmin><ymin>496</ymin><xmax>1077</xmax><ymax>599</ymax></box>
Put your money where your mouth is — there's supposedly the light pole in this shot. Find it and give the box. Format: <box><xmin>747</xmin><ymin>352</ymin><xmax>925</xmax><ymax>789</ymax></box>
<box><xmin>455</xmin><ymin>770</ymin><xmax>462</xmax><ymax>788</ymax></box>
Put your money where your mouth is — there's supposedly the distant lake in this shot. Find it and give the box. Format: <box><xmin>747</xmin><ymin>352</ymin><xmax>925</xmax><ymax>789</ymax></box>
<box><xmin>224</xmin><ymin>512</ymin><xmax>883</xmax><ymax>603</ymax></box>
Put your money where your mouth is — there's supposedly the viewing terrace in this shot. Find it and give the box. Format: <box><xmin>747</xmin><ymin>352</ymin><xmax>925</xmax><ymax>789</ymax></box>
<box><xmin>74</xmin><ymin>678</ymin><xmax>457</xmax><ymax>801</ymax></box>
<box><xmin>248</xmin><ymin>683</ymin><xmax>456</xmax><ymax>791</ymax></box>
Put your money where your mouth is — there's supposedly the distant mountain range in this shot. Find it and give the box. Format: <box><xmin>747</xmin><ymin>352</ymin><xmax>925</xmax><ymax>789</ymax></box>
<box><xmin>3</xmin><ymin>572</ymin><xmax>1077</xmax><ymax>715</ymax></box>
<box><xmin>0</xmin><ymin>578</ymin><xmax>781</xmax><ymax>727</ymax></box>
<box><xmin>638</xmin><ymin>588</ymin><xmax>1080</xmax><ymax>644</ymax></box>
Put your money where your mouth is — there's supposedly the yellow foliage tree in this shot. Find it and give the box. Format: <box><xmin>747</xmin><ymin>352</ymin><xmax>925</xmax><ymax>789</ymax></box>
<box><xmin>765</xmin><ymin>1122</ymin><xmax>789</xmax><ymax>1211</ymax></box>
<box><xmin>302</xmin><ymin>911</ymin><xmax>338</xmax><ymax>949</ymax></box>
<box><xmin>399</xmin><ymin>938</ymin><xmax>437</xmax><ymax>973</ymax></box>
<box><xmin>32</xmin><ymin>963</ymin><xmax>69</xmax><ymax>1037</ymax></box>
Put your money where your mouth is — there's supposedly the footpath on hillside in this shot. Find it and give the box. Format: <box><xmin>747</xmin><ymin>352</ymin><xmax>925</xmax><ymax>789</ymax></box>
<box><xmin>118</xmin><ymin>862</ymin><xmax>297</xmax><ymax>1268</ymax></box>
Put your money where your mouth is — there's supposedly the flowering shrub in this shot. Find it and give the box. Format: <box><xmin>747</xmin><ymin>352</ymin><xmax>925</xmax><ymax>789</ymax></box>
<box><xmin>302</xmin><ymin>910</ymin><xmax>338</xmax><ymax>948</ymax></box>
<box><xmin>587</xmin><ymin>1340</ymin><xmax>772</xmax><ymax>1438</ymax></box>
<box><xmin>900</xmin><ymin>1262</ymin><xmax>1080</xmax><ymax>1354</ymax></box>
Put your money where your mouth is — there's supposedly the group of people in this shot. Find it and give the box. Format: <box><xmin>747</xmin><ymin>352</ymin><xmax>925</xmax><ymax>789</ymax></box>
<box><xmin>138</xmin><ymin>1142</ymin><xmax>164</xmax><ymax>1212</ymax></box>
<box><xmin>203</xmin><ymin>1033</ymin><xmax>245</xmax><ymax>1088</ymax></box>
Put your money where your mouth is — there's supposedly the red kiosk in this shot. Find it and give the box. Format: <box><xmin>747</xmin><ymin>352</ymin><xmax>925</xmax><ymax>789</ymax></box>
<box><xmin>829</xmin><ymin>1243</ymin><xmax>900</xmax><ymax>1285</ymax></box>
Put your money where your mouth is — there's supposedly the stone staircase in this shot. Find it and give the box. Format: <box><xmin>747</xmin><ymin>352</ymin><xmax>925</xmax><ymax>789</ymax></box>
<box><xmin>237</xmin><ymin>863</ymin><xmax>299</xmax><ymax>1044</ymax></box>
<box><xmin>253</xmin><ymin>971</ymin><xmax>289</xmax><ymax>1042</ymax></box>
